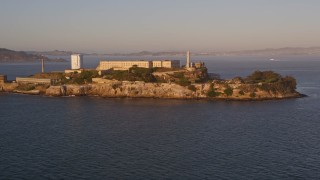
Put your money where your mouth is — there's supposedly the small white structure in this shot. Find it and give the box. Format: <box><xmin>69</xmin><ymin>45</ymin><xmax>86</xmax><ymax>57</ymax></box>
<box><xmin>71</xmin><ymin>54</ymin><xmax>83</xmax><ymax>70</ymax></box>
<box><xmin>186</xmin><ymin>51</ymin><xmax>191</xmax><ymax>68</ymax></box>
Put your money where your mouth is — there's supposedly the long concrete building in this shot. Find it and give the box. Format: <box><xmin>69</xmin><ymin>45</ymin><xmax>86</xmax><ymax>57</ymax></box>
<box><xmin>97</xmin><ymin>60</ymin><xmax>152</xmax><ymax>71</ymax></box>
<box><xmin>152</xmin><ymin>60</ymin><xmax>180</xmax><ymax>68</ymax></box>
<box><xmin>96</xmin><ymin>60</ymin><xmax>180</xmax><ymax>71</ymax></box>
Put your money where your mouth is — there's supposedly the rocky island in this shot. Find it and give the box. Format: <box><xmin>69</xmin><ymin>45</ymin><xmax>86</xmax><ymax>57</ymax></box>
<box><xmin>0</xmin><ymin>51</ymin><xmax>303</xmax><ymax>100</ymax></box>
<box><xmin>0</xmin><ymin>66</ymin><xmax>302</xmax><ymax>100</ymax></box>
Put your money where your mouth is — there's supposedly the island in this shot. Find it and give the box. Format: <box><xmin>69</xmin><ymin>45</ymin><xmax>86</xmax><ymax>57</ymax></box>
<box><xmin>0</xmin><ymin>52</ymin><xmax>303</xmax><ymax>100</ymax></box>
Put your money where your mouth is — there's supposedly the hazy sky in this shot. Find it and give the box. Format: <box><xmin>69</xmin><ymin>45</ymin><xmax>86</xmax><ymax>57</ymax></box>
<box><xmin>1</xmin><ymin>0</ymin><xmax>320</xmax><ymax>53</ymax></box>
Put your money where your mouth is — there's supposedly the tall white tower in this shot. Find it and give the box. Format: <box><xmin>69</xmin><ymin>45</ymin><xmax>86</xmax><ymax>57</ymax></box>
<box><xmin>71</xmin><ymin>54</ymin><xmax>83</xmax><ymax>70</ymax></box>
<box><xmin>41</xmin><ymin>59</ymin><xmax>45</xmax><ymax>73</ymax></box>
<box><xmin>186</xmin><ymin>50</ymin><xmax>190</xmax><ymax>68</ymax></box>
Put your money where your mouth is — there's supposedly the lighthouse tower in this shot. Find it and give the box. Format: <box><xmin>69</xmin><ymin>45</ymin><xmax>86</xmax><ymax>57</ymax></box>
<box><xmin>186</xmin><ymin>50</ymin><xmax>191</xmax><ymax>68</ymax></box>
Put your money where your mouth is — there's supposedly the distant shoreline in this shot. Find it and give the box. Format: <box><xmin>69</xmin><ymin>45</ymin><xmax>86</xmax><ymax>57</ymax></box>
<box><xmin>26</xmin><ymin>47</ymin><xmax>320</xmax><ymax>57</ymax></box>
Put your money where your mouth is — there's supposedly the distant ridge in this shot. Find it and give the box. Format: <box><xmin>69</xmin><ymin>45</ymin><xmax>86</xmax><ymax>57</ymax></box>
<box><xmin>105</xmin><ymin>51</ymin><xmax>186</xmax><ymax>56</ymax></box>
<box><xmin>105</xmin><ymin>47</ymin><xmax>320</xmax><ymax>56</ymax></box>
<box><xmin>0</xmin><ymin>48</ymin><xmax>66</xmax><ymax>62</ymax></box>
<box><xmin>27</xmin><ymin>50</ymin><xmax>79</xmax><ymax>56</ymax></box>
<box><xmin>6</xmin><ymin>47</ymin><xmax>320</xmax><ymax>57</ymax></box>
<box><xmin>218</xmin><ymin>47</ymin><xmax>320</xmax><ymax>56</ymax></box>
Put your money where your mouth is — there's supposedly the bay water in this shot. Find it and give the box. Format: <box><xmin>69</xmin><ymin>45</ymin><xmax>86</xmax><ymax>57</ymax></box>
<box><xmin>0</xmin><ymin>55</ymin><xmax>319</xmax><ymax>179</ymax></box>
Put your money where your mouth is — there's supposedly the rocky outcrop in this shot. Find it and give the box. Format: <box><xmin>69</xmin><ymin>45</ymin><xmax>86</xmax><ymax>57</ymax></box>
<box><xmin>0</xmin><ymin>83</ymin><xmax>18</xmax><ymax>92</ymax></box>
<box><xmin>46</xmin><ymin>81</ymin><xmax>196</xmax><ymax>99</ymax></box>
<box><xmin>44</xmin><ymin>79</ymin><xmax>302</xmax><ymax>100</ymax></box>
<box><xmin>1</xmin><ymin>78</ymin><xmax>301</xmax><ymax>100</ymax></box>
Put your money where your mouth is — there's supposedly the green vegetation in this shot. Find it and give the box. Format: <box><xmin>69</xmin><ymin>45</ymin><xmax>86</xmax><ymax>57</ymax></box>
<box><xmin>224</xmin><ymin>86</ymin><xmax>233</xmax><ymax>96</ymax></box>
<box><xmin>245</xmin><ymin>71</ymin><xmax>281</xmax><ymax>83</ymax></box>
<box><xmin>239</xmin><ymin>90</ymin><xmax>245</xmax><ymax>96</ymax></box>
<box><xmin>153</xmin><ymin>67</ymin><xmax>181</xmax><ymax>72</ymax></box>
<box><xmin>74</xmin><ymin>70</ymin><xmax>99</xmax><ymax>84</ymax></box>
<box><xmin>171</xmin><ymin>72</ymin><xmax>191</xmax><ymax>86</ymax></box>
<box><xmin>104</xmin><ymin>66</ymin><xmax>156</xmax><ymax>82</ymax></box>
<box><xmin>250</xmin><ymin>92</ymin><xmax>256</xmax><ymax>98</ymax></box>
<box><xmin>101</xmin><ymin>67</ymin><xmax>209</xmax><ymax>86</ymax></box>
<box><xmin>259</xmin><ymin>76</ymin><xmax>297</xmax><ymax>93</ymax></box>
<box><xmin>244</xmin><ymin>71</ymin><xmax>297</xmax><ymax>94</ymax></box>
<box><xmin>188</xmin><ymin>85</ymin><xmax>196</xmax><ymax>92</ymax></box>
<box><xmin>195</xmin><ymin>67</ymin><xmax>210</xmax><ymax>83</ymax></box>
<box><xmin>60</xmin><ymin>70</ymin><xmax>100</xmax><ymax>85</ymax></box>
<box><xmin>207</xmin><ymin>83</ymin><xmax>221</xmax><ymax>97</ymax></box>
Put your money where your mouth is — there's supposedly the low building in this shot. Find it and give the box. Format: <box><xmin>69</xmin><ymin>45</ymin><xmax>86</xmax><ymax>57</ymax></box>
<box><xmin>16</xmin><ymin>77</ymin><xmax>58</xmax><ymax>85</ymax></box>
<box><xmin>65</xmin><ymin>69</ymin><xmax>84</xmax><ymax>74</ymax></box>
<box><xmin>152</xmin><ymin>60</ymin><xmax>180</xmax><ymax>68</ymax></box>
<box><xmin>0</xmin><ymin>75</ymin><xmax>7</xmax><ymax>84</ymax></box>
<box><xmin>191</xmin><ymin>62</ymin><xmax>205</xmax><ymax>68</ymax></box>
<box><xmin>97</xmin><ymin>60</ymin><xmax>153</xmax><ymax>71</ymax></box>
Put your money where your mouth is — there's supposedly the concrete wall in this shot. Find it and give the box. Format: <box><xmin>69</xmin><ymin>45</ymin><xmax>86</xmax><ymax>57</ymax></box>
<box><xmin>16</xmin><ymin>77</ymin><xmax>54</xmax><ymax>85</ymax></box>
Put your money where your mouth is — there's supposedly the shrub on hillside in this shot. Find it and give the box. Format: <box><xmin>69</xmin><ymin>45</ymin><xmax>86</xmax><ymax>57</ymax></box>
<box><xmin>224</xmin><ymin>86</ymin><xmax>233</xmax><ymax>96</ymax></box>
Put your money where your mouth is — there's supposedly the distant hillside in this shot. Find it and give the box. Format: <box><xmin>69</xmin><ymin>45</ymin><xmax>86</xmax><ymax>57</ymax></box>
<box><xmin>0</xmin><ymin>48</ymin><xmax>66</xmax><ymax>62</ymax></box>
<box><xmin>106</xmin><ymin>51</ymin><xmax>186</xmax><ymax>56</ymax></box>
<box><xmin>28</xmin><ymin>50</ymin><xmax>75</xmax><ymax>56</ymax></box>
<box><xmin>105</xmin><ymin>47</ymin><xmax>320</xmax><ymax>57</ymax></box>
<box><xmin>5</xmin><ymin>47</ymin><xmax>320</xmax><ymax>59</ymax></box>
<box><xmin>216</xmin><ymin>47</ymin><xmax>320</xmax><ymax>56</ymax></box>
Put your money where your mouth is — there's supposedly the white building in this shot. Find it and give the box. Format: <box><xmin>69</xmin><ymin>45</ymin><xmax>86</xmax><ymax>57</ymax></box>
<box><xmin>96</xmin><ymin>60</ymin><xmax>180</xmax><ymax>71</ymax></box>
<box><xmin>152</xmin><ymin>60</ymin><xmax>180</xmax><ymax>68</ymax></box>
<box><xmin>71</xmin><ymin>54</ymin><xmax>83</xmax><ymax>69</ymax></box>
<box><xmin>97</xmin><ymin>60</ymin><xmax>153</xmax><ymax>71</ymax></box>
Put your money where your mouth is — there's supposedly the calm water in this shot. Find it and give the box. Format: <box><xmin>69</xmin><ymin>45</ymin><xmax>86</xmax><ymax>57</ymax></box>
<box><xmin>0</xmin><ymin>56</ymin><xmax>320</xmax><ymax>179</ymax></box>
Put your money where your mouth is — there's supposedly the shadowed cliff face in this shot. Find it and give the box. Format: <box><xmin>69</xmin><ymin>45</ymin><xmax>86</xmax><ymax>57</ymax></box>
<box><xmin>44</xmin><ymin>80</ymin><xmax>301</xmax><ymax>100</ymax></box>
<box><xmin>46</xmin><ymin>82</ymin><xmax>196</xmax><ymax>99</ymax></box>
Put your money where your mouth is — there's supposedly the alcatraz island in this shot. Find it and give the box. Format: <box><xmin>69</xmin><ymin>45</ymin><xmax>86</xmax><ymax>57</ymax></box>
<box><xmin>0</xmin><ymin>51</ymin><xmax>302</xmax><ymax>100</ymax></box>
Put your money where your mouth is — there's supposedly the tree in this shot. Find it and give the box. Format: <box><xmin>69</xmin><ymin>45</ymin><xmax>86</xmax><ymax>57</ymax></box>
<box><xmin>224</xmin><ymin>87</ymin><xmax>233</xmax><ymax>96</ymax></box>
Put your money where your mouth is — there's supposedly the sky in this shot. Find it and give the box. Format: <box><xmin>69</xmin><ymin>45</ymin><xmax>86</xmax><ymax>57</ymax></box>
<box><xmin>1</xmin><ymin>0</ymin><xmax>320</xmax><ymax>53</ymax></box>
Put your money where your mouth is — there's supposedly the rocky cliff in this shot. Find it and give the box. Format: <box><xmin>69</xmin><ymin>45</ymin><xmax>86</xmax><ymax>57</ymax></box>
<box><xmin>44</xmin><ymin>79</ymin><xmax>301</xmax><ymax>100</ymax></box>
<box><xmin>46</xmin><ymin>81</ymin><xmax>197</xmax><ymax>99</ymax></box>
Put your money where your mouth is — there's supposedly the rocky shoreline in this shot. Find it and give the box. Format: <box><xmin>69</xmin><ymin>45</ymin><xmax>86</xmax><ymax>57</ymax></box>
<box><xmin>0</xmin><ymin>79</ymin><xmax>303</xmax><ymax>101</ymax></box>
